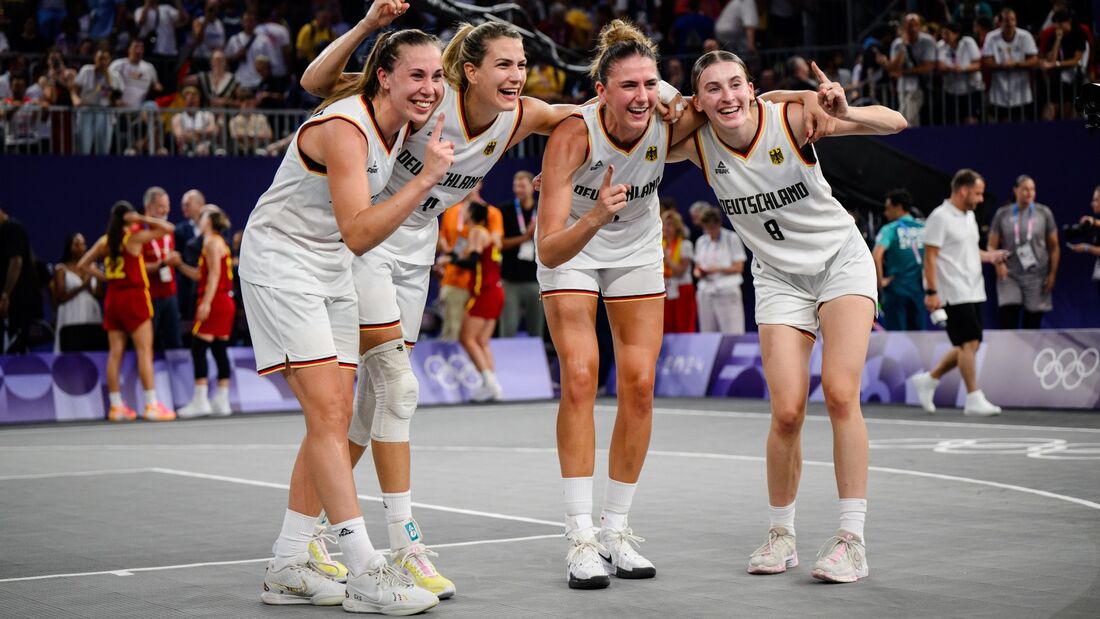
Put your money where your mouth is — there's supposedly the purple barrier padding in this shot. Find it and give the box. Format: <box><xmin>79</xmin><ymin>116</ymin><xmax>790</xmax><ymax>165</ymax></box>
<box><xmin>410</xmin><ymin>337</ymin><xmax>553</xmax><ymax>405</ymax></box>
<box><xmin>0</xmin><ymin>347</ymin><xmax>299</xmax><ymax>425</ymax></box>
<box><xmin>607</xmin><ymin>333</ymin><xmax>725</xmax><ymax>398</ymax></box>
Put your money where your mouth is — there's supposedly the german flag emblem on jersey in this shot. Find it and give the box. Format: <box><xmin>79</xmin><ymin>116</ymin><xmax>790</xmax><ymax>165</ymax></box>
<box><xmin>769</xmin><ymin>147</ymin><xmax>784</xmax><ymax>165</ymax></box>
<box><xmin>645</xmin><ymin>145</ymin><xmax>658</xmax><ymax>161</ymax></box>
<box><xmin>483</xmin><ymin>140</ymin><xmax>497</xmax><ymax>156</ymax></box>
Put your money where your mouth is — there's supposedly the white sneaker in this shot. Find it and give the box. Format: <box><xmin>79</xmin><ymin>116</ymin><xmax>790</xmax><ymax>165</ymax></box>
<box><xmin>909</xmin><ymin>372</ymin><xmax>939</xmax><ymax>413</ymax></box>
<box><xmin>260</xmin><ymin>553</ymin><xmax>345</xmax><ymax>606</ymax></box>
<box><xmin>964</xmin><ymin>390</ymin><xmax>1002</xmax><ymax>416</ymax></box>
<box><xmin>343</xmin><ymin>555</ymin><xmax>439</xmax><ymax>615</ymax></box>
<box><xmin>491</xmin><ymin>383</ymin><xmax>504</xmax><ymax>401</ymax></box>
<box><xmin>598</xmin><ymin>524</ymin><xmax>656</xmax><ymax>579</ymax></box>
<box><xmin>469</xmin><ymin>383</ymin><xmax>494</xmax><ymax>403</ymax></box>
<box><xmin>210</xmin><ymin>392</ymin><xmax>232</xmax><ymax>416</ymax></box>
<box><xmin>176</xmin><ymin>397</ymin><xmax>212</xmax><ymax>419</ymax></box>
<box><xmin>810</xmin><ymin>530</ymin><xmax>869</xmax><ymax>583</ymax></box>
<box><xmin>747</xmin><ymin>526</ymin><xmax>798</xmax><ymax>574</ymax></box>
<box><xmin>565</xmin><ymin>527</ymin><xmax>611</xmax><ymax>589</ymax></box>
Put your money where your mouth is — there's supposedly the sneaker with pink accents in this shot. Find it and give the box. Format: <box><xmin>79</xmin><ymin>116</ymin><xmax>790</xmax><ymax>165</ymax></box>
<box><xmin>747</xmin><ymin>526</ymin><xmax>798</xmax><ymax>574</ymax></box>
<box><xmin>811</xmin><ymin>529</ymin><xmax>868</xmax><ymax>583</ymax></box>
<box><xmin>143</xmin><ymin>401</ymin><xmax>177</xmax><ymax>421</ymax></box>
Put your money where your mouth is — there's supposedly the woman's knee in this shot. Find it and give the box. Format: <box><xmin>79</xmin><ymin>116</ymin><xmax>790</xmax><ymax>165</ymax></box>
<box><xmin>617</xmin><ymin>367</ymin><xmax>655</xmax><ymax>405</ymax></box>
<box><xmin>771</xmin><ymin>402</ymin><xmax>805</xmax><ymax>436</ymax></box>
<box><xmin>560</xmin><ymin>359</ymin><xmax>599</xmax><ymax>402</ymax></box>
<box><xmin>822</xmin><ymin>380</ymin><xmax>862</xmax><ymax>421</ymax></box>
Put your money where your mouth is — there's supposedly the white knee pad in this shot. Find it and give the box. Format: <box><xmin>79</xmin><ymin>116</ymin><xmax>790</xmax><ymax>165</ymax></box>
<box><xmin>355</xmin><ymin>338</ymin><xmax>418</xmax><ymax>443</ymax></box>
<box><xmin>347</xmin><ymin>361</ymin><xmax>376</xmax><ymax>447</ymax></box>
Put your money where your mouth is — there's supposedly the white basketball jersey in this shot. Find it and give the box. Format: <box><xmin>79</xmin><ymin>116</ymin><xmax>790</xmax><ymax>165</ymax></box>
<box><xmin>376</xmin><ymin>83</ymin><xmax>523</xmax><ymax>265</ymax></box>
<box><xmin>544</xmin><ymin>104</ymin><xmax>670</xmax><ymax>270</ymax></box>
<box><xmin>694</xmin><ymin>100</ymin><xmax>855</xmax><ymax>275</ymax></box>
<box><xmin>239</xmin><ymin>94</ymin><xmax>408</xmax><ymax>294</ymax></box>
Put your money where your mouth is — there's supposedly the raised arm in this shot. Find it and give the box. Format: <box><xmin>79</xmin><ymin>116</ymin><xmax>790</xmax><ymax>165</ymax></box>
<box><xmin>667</xmin><ymin>132</ymin><xmax>701</xmax><ymax>166</ymax></box>
<box><xmin>309</xmin><ymin>113</ymin><xmax>453</xmax><ymax>255</ymax></box>
<box><xmin>300</xmin><ymin>0</ymin><xmax>407</xmax><ymax>96</ymax></box>
<box><xmin>537</xmin><ymin>117</ymin><xmax>630</xmax><ymax>268</ymax></box>
<box><xmin>126</xmin><ymin>214</ymin><xmax>175</xmax><ymax>249</ymax></box>
<box><xmin>791</xmin><ymin>62</ymin><xmax>906</xmax><ymax>140</ymax></box>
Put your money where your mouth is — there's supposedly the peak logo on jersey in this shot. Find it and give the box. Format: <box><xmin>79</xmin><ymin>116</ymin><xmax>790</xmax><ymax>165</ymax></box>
<box><xmin>715</xmin><ymin>161</ymin><xmax>729</xmax><ymax>175</ymax></box>
<box><xmin>589</xmin><ymin>160</ymin><xmax>604</xmax><ymax>171</ymax></box>
<box><xmin>645</xmin><ymin>146</ymin><xmax>658</xmax><ymax>161</ymax></box>
<box><xmin>769</xmin><ymin>147</ymin><xmax>784</xmax><ymax>165</ymax></box>
<box><xmin>367</xmin><ymin>163</ymin><xmax>378</xmax><ymax>173</ymax></box>
<box><xmin>483</xmin><ymin>140</ymin><xmax>497</xmax><ymax>156</ymax></box>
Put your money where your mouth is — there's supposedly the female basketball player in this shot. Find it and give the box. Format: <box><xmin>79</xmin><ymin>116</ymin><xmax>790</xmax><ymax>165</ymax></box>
<box><xmin>296</xmin><ymin>1</ymin><xmax>688</xmax><ymax>596</ymax></box>
<box><xmin>238</xmin><ymin>29</ymin><xmax>452</xmax><ymax>614</ymax></box>
<box><xmin>177</xmin><ymin>206</ymin><xmax>235</xmax><ymax>418</ymax></box>
<box><xmin>670</xmin><ymin>53</ymin><xmax>906</xmax><ymax>583</ymax></box>
<box><xmin>454</xmin><ymin>201</ymin><xmax>505</xmax><ymax>401</ymax></box>
<box><xmin>77</xmin><ymin>201</ymin><xmax>176</xmax><ymax>422</ymax></box>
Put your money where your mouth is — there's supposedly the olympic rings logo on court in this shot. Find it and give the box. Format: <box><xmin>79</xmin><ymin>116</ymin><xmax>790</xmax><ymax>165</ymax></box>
<box><xmin>422</xmin><ymin>353</ymin><xmax>483</xmax><ymax>390</ymax></box>
<box><xmin>1032</xmin><ymin>347</ymin><xmax>1100</xmax><ymax>391</ymax></box>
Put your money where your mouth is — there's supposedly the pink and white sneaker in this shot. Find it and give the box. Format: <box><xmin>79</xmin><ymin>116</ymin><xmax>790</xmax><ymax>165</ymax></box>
<box><xmin>811</xmin><ymin>529</ymin><xmax>868</xmax><ymax>583</ymax></box>
<box><xmin>747</xmin><ymin>526</ymin><xmax>798</xmax><ymax>574</ymax></box>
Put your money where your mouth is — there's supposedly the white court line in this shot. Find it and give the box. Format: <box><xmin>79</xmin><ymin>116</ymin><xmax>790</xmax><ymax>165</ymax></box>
<box><xmin>410</xmin><ymin>445</ymin><xmax>1100</xmax><ymax>512</ymax></box>
<box><xmin>644</xmin><ymin>406</ymin><xmax>1100</xmax><ymax>434</ymax></box>
<box><xmin>0</xmin><ymin>444</ymin><xmax>299</xmax><ymax>452</ymax></box>
<box><xmin>151</xmin><ymin>468</ymin><xmax>562</xmax><ymax>528</ymax></box>
<box><xmin>0</xmin><ymin>468</ymin><xmax>153</xmax><ymax>482</ymax></box>
<box><xmin>0</xmin><ymin>533</ymin><xmax>562</xmax><ymax>584</ymax></box>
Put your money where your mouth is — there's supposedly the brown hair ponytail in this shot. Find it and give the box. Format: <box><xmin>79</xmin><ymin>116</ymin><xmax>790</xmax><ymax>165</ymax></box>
<box><xmin>316</xmin><ymin>29</ymin><xmax>440</xmax><ymax>112</ymax></box>
<box><xmin>590</xmin><ymin>19</ymin><xmax>658</xmax><ymax>84</ymax></box>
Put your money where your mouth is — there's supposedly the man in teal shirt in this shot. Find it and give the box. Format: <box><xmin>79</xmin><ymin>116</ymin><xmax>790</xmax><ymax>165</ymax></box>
<box><xmin>873</xmin><ymin>190</ymin><xmax>927</xmax><ymax>330</ymax></box>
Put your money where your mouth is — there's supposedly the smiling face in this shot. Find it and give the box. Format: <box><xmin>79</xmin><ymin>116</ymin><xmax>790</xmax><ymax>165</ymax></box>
<box><xmin>693</xmin><ymin>60</ymin><xmax>754</xmax><ymax>132</ymax></box>
<box><xmin>379</xmin><ymin>43</ymin><xmax>445</xmax><ymax>125</ymax></box>
<box><xmin>596</xmin><ymin>54</ymin><xmax>659</xmax><ymax>133</ymax></box>
<box><xmin>466</xmin><ymin>36</ymin><xmax>526</xmax><ymax>112</ymax></box>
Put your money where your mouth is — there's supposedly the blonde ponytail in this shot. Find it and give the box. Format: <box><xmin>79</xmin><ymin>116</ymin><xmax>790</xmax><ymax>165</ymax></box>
<box><xmin>590</xmin><ymin>19</ymin><xmax>658</xmax><ymax>83</ymax></box>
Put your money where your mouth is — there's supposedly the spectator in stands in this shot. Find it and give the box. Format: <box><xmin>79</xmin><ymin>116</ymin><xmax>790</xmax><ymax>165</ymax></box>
<box><xmin>190</xmin><ymin>0</ymin><xmax>225</xmax><ymax>69</ymax></box>
<box><xmin>225</xmin><ymin>10</ymin><xmax>271</xmax><ymax>89</ymax></box>
<box><xmin>193</xmin><ymin>48</ymin><xmax>236</xmax><ymax>107</ymax></box>
<box><xmin>252</xmin><ymin>55</ymin><xmax>287</xmax><ymax>109</ymax></box>
<box><xmin>229</xmin><ymin>87</ymin><xmax>272</xmax><ymax>154</ymax></box>
<box><xmin>564</xmin><ymin>1</ymin><xmax>594</xmax><ymax>50</ymax></box>
<box><xmin>538</xmin><ymin>3</ymin><xmax>573</xmax><ymax>49</ymax></box>
<box><xmin>1067</xmin><ymin>186</ymin><xmax>1100</xmax><ymax>296</ymax></box>
<box><xmin>108</xmin><ymin>39</ymin><xmax>161</xmax><ymax>108</ymax></box>
<box><xmin>982</xmin><ymin>8</ymin><xmax>1039</xmax><ymax>122</ymax></box>
<box><xmin>910</xmin><ymin>169</ymin><xmax>1007</xmax><ymax>416</ymax></box>
<box><xmin>523</xmin><ymin>63</ymin><xmax>568</xmax><ymax>102</ymax></box>
<box><xmin>140</xmin><ymin>186</ymin><xmax>183</xmax><ymax>349</ymax></box>
<box><xmin>0</xmin><ymin>55</ymin><xmax>27</xmax><ymax>100</ymax></box>
<box><xmin>663</xmin><ymin>58</ymin><xmax>687</xmax><ymax>94</ymax></box>
<box><xmin>2</xmin><ymin>75</ymin><xmax>50</xmax><ymax>151</ymax></box>
<box><xmin>715</xmin><ymin>0</ymin><xmax>758</xmax><ymax>53</ymax></box>
<box><xmin>953</xmin><ymin>0</ymin><xmax>994</xmax><ymax>35</ymax></box>
<box><xmin>0</xmin><ymin>206</ymin><xmax>43</xmax><ymax>354</ymax></box>
<box><xmin>672</xmin><ymin>0</ymin><xmax>716</xmax><ymax>54</ymax></box>
<box><xmin>694</xmin><ymin>208</ymin><xmax>746</xmax><ymax>333</ymax></box>
<box><xmin>662</xmin><ymin>210</ymin><xmax>696</xmax><ymax>333</ymax></box>
<box><xmin>133</xmin><ymin>0</ymin><xmax>189</xmax><ymax>59</ymax></box>
<box><xmin>172</xmin><ymin>85</ymin><xmax>218</xmax><ymax>155</ymax></box>
<box><xmin>499</xmin><ymin>171</ymin><xmax>543</xmax><ymax>339</ymax></box>
<box><xmin>1038</xmin><ymin>9</ymin><xmax>1087</xmax><ymax>121</ymax></box>
<box><xmin>887</xmin><ymin>14</ymin><xmax>936</xmax><ymax>127</ymax></box>
<box><xmin>256</xmin><ymin>12</ymin><xmax>292</xmax><ymax>82</ymax></box>
<box><xmin>175</xmin><ymin>188</ymin><xmax>205</xmax><ymax>320</ymax></box>
<box><xmin>938</xmin><ymin>22</ymin><xmax>984</xmax><ymax>125</ymax></box>
<box><xmin>988</xmin><ymin>175</ymin><xmax>1059</xmax><ymax>329</ymax></box>
<box><xmin>873</xmin><ymin>189</ymin><xmax>927</xmax><ymax>331</ymax></box>
<box><xmin>295</xmin><ymin>7</ymin><xmax>334</xmax><ymax>68</ymax></box>
<box><xmin>819</xmin><ymin>50</ymin><xmax>854</xmax><ymax>94</ymax></box>
<box><xmin>688</xmin><ymin>200</ymin><xmax>710</xmax><ymax>241</ymax></box>
<box><xmin>782</xmin><ymin>56</ymin><xmax>817</xmax><ymax>91</ymax></box>
<box><xmin>52</xmin><ymin>232</ymin><xmax>105</xmax><ymax>352</ymax></box>
<box><xmin>71</xmin><ymin>48</ymin><xmax>116</xmax><ymax>155</ymax></box>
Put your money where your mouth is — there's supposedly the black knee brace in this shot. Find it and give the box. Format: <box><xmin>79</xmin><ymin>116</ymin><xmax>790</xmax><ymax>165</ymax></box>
<box><xmin>211</xmin><ymin>339</ymin><xmax>231</xmax><ymax>380</ymax></box>
<box><xmin>191</xmin><ymin>338</ymin><xmax>210</xmax><ymax>380</ymax></box>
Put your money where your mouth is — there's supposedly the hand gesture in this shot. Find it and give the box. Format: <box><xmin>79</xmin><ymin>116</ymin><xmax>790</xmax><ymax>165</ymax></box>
<box><xmin>420</xmin><ymin>113</ymin><xmax>455</xmax><ymax>185</ymax></box>
<box><xmin>196</xmin><ymin>301</ymin><xmax>211</xmax><ymax>322</ymax></box>
<box><xmin>924</xmin><ymin>292</ymin><xmax>941</xmax><ymax>313</ymax></box>
<box><xmin>812</xmin><ymin>61</ymin><xmax>848</xmax><ymax>120</ymax></box>
<box><xmin>532</xmin><ymin>172</ymin><xmax>542</xmax><ymax>193</ymax></box>
<box><xmin>591</xmin><ymin>165</ymin><xmax>630</xmax><ymax>226</ymax></box>
<box><xmin>364</xmin><ymin>0</ymin><xmax>408</xmax><ymax>30</ymax></box>
<box><xmin>657</xmin><ymin>93</ymin><xmax>686</xmax><ymax>124</ymax></box>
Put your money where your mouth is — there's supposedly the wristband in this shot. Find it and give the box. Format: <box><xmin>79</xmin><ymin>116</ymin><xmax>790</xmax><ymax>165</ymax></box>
<box><xmin>924</xmin><ymin>289</ymin><xmax>936</xmax><ymax>296</ymax></box>
<box><xmin>657</xmin><ymin>80</ymin><xmax>680</xmax><ymax>106</ymax></box>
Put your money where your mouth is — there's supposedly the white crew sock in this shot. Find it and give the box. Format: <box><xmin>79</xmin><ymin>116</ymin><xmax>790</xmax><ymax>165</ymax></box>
<box><xmin>329</xmin><ymin>516</ymin><xmax>381</xmax><ymax>576</ymax></box>
<box><xmin>144</xmin><ymin>389</ymin><xmax>157</xmax><ymax>406</ymax></box>
<box><xmin>192</xmin><ymin>386</ymin><xmax>209</xmax><ymax>404</ymax></box>
<box><xmin>563</xmin><ymin>476</ymin><xmax>593</xmax><ymax>531</ymax></box>
<box><xmin>273</xmin><ymin>508</ymin><xmax>320</xmax><ymax>562</ymax></box>
<box><xmin>108</xmin><ymin>392</ymin><xmax>123</xmax><ymax>407</ymax></box>
<box><xmin>838</xmin><ymin>498</ymin><xmax>867</xmax><ymax>540</ymax></box>
<box><xmin>769</xmin><ymin>501</ymin><xmax>796</xmax><ymax>535</ymax></box>
<box><xmin>215</xmin><ymin>384</ymin><xmax>229</xmax><ymax>399</ymax></box>
<box><xmin>382</xmin><ymin>491</ymin><xmax>412</xmax><ymax>523</ymax></box>
<box><xmin>600</xmin><ymin>479</ymin><xmax>637</xmax><ymax>530</ymax></box>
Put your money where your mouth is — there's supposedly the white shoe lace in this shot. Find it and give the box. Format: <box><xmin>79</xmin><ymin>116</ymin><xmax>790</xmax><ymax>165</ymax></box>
<box><xmin>366</xmin><ymin>559</ymin><xmax>415</xmax><ymax>589</ymax></box>
<box><xmin>393</xmin><ymin>543</ymin><xmax>440</xmax><ymax>578</ymax></box>
<box><xmin>602</xmin><ymin>527</ymin><xmax>646</xmax><ymax>560</ymax></box>
<box><xmin>309</xmin><ymin>530</ymin><xmax>338</xmax><ymax>565</ymax></box>
<box><xmin>816</xmin><ymin>536</ymin><xmax>865</xmax><ymax>573</ymax></box>
<box><xmin>566</xmin><ymin>532</ymin><xmax>608</xmax><ymax>570</ymax></box>
<box><xmin>750</xmin><ymin>529</ymin><xmax>783</xmax><ymax>559</ymax></box>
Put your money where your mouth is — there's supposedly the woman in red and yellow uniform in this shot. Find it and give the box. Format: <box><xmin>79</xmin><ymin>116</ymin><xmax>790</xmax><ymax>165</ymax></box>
<box><xmin>454</xmin><ymin>201</ymin><xmax>505</xmax><ymax>401</ymax></box>
<box><xmin>662</xmin><ymin>210</ymin><xmax>696</xmax><ymax>333</ymax></box>
<box><xmin>178</xmin><ymin>205</ymin><xmax>236</xmax><ymax>418</ymax></box>
<box><xmin>78</xmin><ymin>201</ymin><xmax>176</xmax><ymax>421</ymax></box>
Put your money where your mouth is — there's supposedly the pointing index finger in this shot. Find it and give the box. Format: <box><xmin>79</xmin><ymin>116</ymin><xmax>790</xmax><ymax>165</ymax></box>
<box><xmin>432</xmin><ymin>111</ymin><xmax>446</xmax><ymax>140</ymax></box>
<box><xmin>810</xmin><ymin>61</ymin><xmax>831</xmax><ymax>86</ymax></box>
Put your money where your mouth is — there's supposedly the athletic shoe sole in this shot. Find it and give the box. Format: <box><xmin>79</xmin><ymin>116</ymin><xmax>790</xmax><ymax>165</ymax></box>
<box><xmin>747</xmin><ymin>552</ymin><xmax>798</xmax><ymax>575</ymax></box>
<box><xmin>600</xmin><ymin>555</ymin><xmax>656</xmax><ymax>579</ymax></box>
<box><xmin>811</xmin><ymin>566</ymin><xmax>868</xmax><ymax>583</ymax></box>
<box><xmin>260</xmin><ymin>590</ymin><xmax>343</xmax><ymax>606</ymax></box>
<box><xmin>568</xmin><ymin>573</ymin><xmax>611</xmax><ymax>590</ymax></box>
<box><xmin>342</xmin><ymin>597</ymin><xmax>439</xmax><ymax>615</ymax></box>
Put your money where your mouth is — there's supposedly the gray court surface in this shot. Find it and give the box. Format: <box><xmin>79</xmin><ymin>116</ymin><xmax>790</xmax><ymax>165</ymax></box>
<box><xmin>1</xmin><ymin>398</ymin><xmax>1098</xmax><ymax>618</ymax></box>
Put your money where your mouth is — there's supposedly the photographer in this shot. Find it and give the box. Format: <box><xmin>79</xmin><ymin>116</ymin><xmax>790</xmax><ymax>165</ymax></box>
<box><xmin>1066</xmin><ymin>186</ymin><xmax>1100</xmax><ymax>295</ymax></box>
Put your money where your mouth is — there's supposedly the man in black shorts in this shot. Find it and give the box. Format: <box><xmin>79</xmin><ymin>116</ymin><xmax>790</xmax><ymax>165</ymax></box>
<box><xmin>907</xmin><ymin>169</ymin><xmax>1008</xmax><ymax>416</ymax></box>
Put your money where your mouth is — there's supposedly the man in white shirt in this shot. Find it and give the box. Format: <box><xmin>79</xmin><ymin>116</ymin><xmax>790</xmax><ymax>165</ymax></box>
<box><xmin>715</xmin><ymin>0</ymin><xmax>758</xmax><ymax>53</ymax></box>
<box><xmin>107</xmin><ymin>39</ymin><xmax>161</xmax><ymax>108</ymax></box>
<box><xmin>225</xmin><ymin>10</ymin><xmax>278</xmax><ymax>89</ymax></box>
<box><xmin>909</xmin><ymin>169</ymin><xmax>1009</xmax><ymax>416</ymax></box>
<box><xmin>981</xmin><ymin>8</ymin><xmax>1038</xmax><ymax>121</ymax></box>
<box><xmin>134</xmin><ymin>0</ymin><xmax>190</xmax><ymax>57</ymax></box>
<box><xmin>887</xmin><ymin>14</ymin><xmax>936</xmax><ymax>127</ymax></box>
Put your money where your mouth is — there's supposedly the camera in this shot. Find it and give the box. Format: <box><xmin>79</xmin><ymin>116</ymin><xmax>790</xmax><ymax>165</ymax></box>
<box><xmin>1063</xmin><ymin>220</ymin><xmax>1097</xmax><ymax>243</ymax></box>
<box><xmin>1078</xmin><ymin>83</ymin><xmax>1100</xmax><ymax>131</ymax></box>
